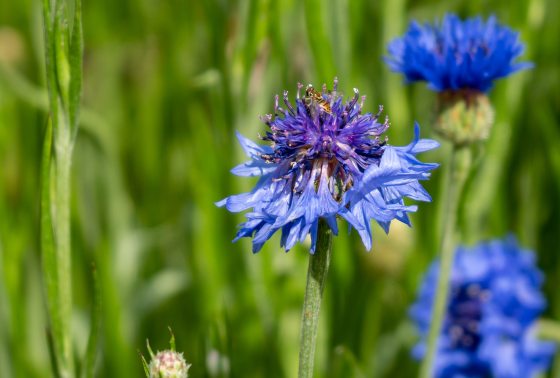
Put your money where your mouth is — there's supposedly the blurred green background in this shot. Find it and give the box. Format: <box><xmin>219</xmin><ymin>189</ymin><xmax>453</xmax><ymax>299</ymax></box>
<box><xmin>1</xmin><ymin>0</ymin><xmax>559</xmax><ymax>377</ymax></box>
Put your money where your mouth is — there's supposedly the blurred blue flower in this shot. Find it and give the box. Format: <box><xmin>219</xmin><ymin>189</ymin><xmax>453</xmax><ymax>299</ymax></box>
<box><xmin>217</xmin><ymin>80</ymin><xmax>439</xmax><ymax>253</ymax></box>
<box><xmin>411</xmin><ymin>237</ymin><xmax>555</xmax><ymax>378</ymax></box>
<box><xmin>385</xmin><ymin>14</ymin><xmax>532</xmax><ymax>92</ymax></box>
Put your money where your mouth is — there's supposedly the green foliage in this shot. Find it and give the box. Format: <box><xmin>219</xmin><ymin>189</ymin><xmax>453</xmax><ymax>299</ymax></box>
<box><xmin>40</xmin><ymin>118</ymin><xmax>60</xmax><ymax>376</ymax></box>
<box><xmin>40</xmin><ymin>0</ymin><xmax>88</xmax><ymax>376</ymax></box>
<box><xmin>80</xmin><ymin>263</ymin><xmax>101</xmax><ymax>378</ymax></box>
<box><xmin>0</xmin><ymin>0</ymin><xmax>559</xmax><ymax>377</ymax></box>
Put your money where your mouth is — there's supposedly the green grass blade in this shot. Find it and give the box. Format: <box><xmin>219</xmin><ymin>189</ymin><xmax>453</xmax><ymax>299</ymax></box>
<box><xmin>40</xmin><ymin>119</ymin><xmax>62</xmax><ymax>375</ymax></box>
<box><xmin>47</xmin><ymin>329</ymin><xmax>61</xmax><ymax>378</ymax></box>
<box><xmin>54</xmin><ymin>0</ymin><xmax>71</xmax><ymax>109</ymax></box>
<box><xmin>69</xmin><ymin>0</ymin><xmax>83</xmax><ymax>135</ymax></box>
<box><xmin>82</xmin><ymin>263</ymin><xmax>101</xmax><ymax>378</ymax></box>
<box><xmin>42</xmin><ymin>0</ymin><xmax>59</xmax><ymax>128</ymax></box>
<box><xmin>303</xmin><ymin>0</ymin><xmax>336</xmax><ymax>83</ymax></box>
<box><xmin>53</xmin><ymin>134</ymin><xmax>74</xmax><ymax>378</ymax></box>
<box><xmin>381</xmin><ymin>0</ymin><xmax>409</xmax><ymax>137</ymax></box>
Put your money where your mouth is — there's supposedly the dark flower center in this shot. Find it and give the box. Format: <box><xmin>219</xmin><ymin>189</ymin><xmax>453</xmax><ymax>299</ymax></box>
<box><xmin>447</xmin><ymin>283</ymin><xmax>491</xmax><ymax>350</ymax></box>
<box><xmin>258</xmin><ymin>80</ymin><xmax>389</xmax><ymax>201</ymax></box>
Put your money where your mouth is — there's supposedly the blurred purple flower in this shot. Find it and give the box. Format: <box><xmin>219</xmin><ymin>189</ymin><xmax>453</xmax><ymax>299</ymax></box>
<box><xmin>411</xmin><ymin>237</ymin><xmax>555</xmax><ymax>377</ymax></box>
<box><xmin>385</xmin><ymin>14</ymin><xmax>532</xmax><ymax>92</ymax></box>
<box><xmin>217</xmin><ymin>80</ymin><xmax>439</xmax><ymax>253</ymax></box>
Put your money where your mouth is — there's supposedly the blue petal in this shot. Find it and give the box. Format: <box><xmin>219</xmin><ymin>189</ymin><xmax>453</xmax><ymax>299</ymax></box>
<box><xmin>410</xmin><ymin>237</ymin><xmax>554</xmax><ymax>377</ymax></box>
<box><xmin>385</xmin><ymin>14</ymin><xmax>532</xmax><ymax>92</ymax></box>
<box><xmin>236</xmin><ymin>131</ymin><xmax>273</xmax><ymax>157</ymax></box>
<box><xmin>231</xmin><ymin>160</ymin><xmax>278</xmax><ymax>177</ymax></box>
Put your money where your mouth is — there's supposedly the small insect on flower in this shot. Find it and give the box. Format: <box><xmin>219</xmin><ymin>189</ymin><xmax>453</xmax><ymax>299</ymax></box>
<box><xmin>217</xmin><ymin>79</ymin><xmax>439</xmax><ymax>253</ymax></box>
<box><xmin>304</xmin><ymin>84</ymin><xmax>333</xmax><ymax>116</ymax></box>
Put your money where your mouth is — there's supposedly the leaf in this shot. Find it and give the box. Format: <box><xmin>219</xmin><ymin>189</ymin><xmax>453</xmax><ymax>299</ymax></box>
<box><xmin>141</xmin><ymin>339</ymin><xmax>155</xmax><ymax>377</ymax></box>
<box><xmin>141</xmin><ymin>353</ymin><xmax>150</xmax><ymax>378</ymax></box>
<box><xmin>168</xmin><ymin>327</ymin><xmax>176</xmax><ymax>351</ymax></box>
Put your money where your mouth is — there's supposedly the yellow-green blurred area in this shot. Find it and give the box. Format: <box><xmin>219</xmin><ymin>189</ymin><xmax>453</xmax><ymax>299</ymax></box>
<box><xmin>1</xmin><ymin>0</ymin><xmax>559</xmax><ymax>377</ymax></box>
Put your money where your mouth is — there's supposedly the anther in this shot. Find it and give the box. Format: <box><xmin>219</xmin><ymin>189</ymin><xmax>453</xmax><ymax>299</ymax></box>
<box><xmin>360</xmin><ymin>95</ymin><xmax>366</xmax><ymax>109</ymax></box>
<box><xmin>274</xmin><ymin>94</ymin><xmax>279</xmax><ymax>114</ymax></box>
<box><xmin>283</xmin><ymin>90</ymin><xmax>295</xmax><ymax>114</ymax></box>
<box><xmin>346</xmin><ymin>88</ymin><xmax>359</xmax><ymax>111</ymax></box>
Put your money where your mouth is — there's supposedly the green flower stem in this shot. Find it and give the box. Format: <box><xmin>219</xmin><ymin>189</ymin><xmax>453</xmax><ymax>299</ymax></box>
<box><xmin>419</xmin><ymin>146</ymin><xmax>471</xmax><ymax>378</ymax></box>
<box><xmin>298</xmin><ymin>219</ymin><xmax>333</xmax><ymax>378</ymax></box>
<box><xmin>55</xmin><ymin>128</ymin><xmax>74</xmax><ymax>378</ymax></box>
<box><xmin>41</xmin><ymin>0</ymin><xmax>83</xmax><ymax>375</ymax></box>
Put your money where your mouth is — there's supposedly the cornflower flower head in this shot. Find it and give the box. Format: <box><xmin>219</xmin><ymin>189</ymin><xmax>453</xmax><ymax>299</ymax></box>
<box><xmin>386</xmin><ymin>15</ymin><xmax>531</xmax><ymax>146</ymax></box>
<box><xmin>385</xmin><ymin>14</ymin><xmax>532</xmax><ymax>93</ymax></box>
<box><xmin>217</xmin><ymin>79</ymin><xmax>439</xmax><ymax>253</ymax></box>
<box><xmin>411</xmin><ymin>237</ymin><xmax>555</xmax><ymax>378</ymax></box>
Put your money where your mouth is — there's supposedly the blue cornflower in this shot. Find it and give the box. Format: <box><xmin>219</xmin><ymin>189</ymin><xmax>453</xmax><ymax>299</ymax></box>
<box><xmin>385</xmin><ymin>14</ymin><xmax>532</xmax><ymax>92</ymax></box>
<box><xmin>217</xmin><ymin>80</ymin><xmax>439</xmax><ymax>253</ymax></box>
<box><xmin>411</xmin><ymin>237</ymin><xmax>555</xmax><ymax>378</ymax></box>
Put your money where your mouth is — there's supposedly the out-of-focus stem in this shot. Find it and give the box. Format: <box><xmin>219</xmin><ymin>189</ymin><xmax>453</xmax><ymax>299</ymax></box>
<box><xmin>419</xmin><ymin>146</ymin><xmax>471</xmax><ymax>378</ymax></box>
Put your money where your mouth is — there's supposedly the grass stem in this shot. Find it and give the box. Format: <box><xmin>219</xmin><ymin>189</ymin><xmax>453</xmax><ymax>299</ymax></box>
<box><xmin>55</xmin><ymin>129</ymin><xmax>74</xmax><ymax>377</ymax></box>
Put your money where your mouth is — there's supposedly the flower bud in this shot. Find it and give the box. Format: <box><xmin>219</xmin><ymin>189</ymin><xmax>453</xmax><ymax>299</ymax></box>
<box><xmin>434</xmin><ymin>89</ymin><xmax>495</xmax><ymax>147</ymax></box>
<box><xmin>148</xmin><ymin>350</ymin><xmax>191</xmax><ymax>378</ymax></box>
<box><xmin>143</xmin><ymin>330</ymin><xmax>191</xmax><ymax>378</ymax></box>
